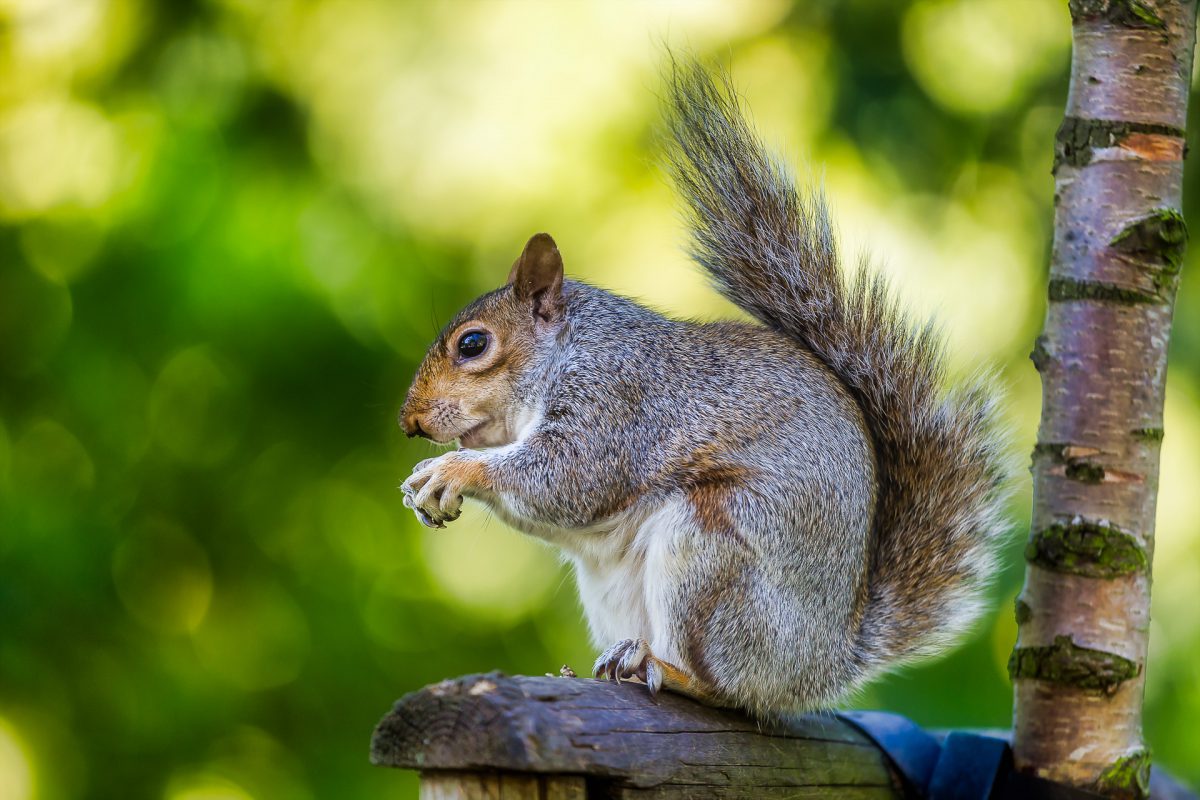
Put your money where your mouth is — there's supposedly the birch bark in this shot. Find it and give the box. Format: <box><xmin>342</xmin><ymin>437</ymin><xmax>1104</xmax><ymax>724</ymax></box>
<box><xmin>1011</xmin><ymin>2</ymin><xmax>1197</xmax><ymax>796</ymax></box>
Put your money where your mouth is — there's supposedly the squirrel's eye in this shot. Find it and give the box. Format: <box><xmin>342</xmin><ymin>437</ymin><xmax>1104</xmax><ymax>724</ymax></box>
<box><xmin>457</xmin><ymin>331</ymin><xmax>489</xmax><ymax>359</ymax></box>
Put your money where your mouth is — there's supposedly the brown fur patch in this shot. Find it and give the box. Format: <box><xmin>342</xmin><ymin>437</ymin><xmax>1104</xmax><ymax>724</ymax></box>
<box><xmin>445</xmin><ymin>456</ymin><xmax>493</xmax><ymax>495</ymax></box>
<box><xmin>669</xmin><ymin>443</ymin><xmax>753</xmax><ymax>538</ymax></box>
<box><xmin>401</xmin><ymin>285</ymin><xmax>539</xmax><ymax>444</ymax></box>
<box><xmin>651</xmin><ymin>654</ymin><xmax>722</xmax><ymax>705</ymax></box>
<box><xmin>688</xmin><ymin>482</ymin><xmax>739</xmax><ymax>535</ymax></box>
<box><xmin>591</xmin><ymin>491</ymin><xmax>640</xmax><ymax>524</ymax></box>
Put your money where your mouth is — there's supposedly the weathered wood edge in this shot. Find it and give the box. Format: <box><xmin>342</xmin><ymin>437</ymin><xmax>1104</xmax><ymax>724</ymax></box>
<box><xmin>370</xmin><ymin>672</ymin><xmax>901</xmax><ymax>793</ymax></box>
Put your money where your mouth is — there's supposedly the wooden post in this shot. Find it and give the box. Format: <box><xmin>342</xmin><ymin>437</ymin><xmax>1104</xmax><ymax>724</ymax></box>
<box><xmin>370</xmin><ymin>673</ymin><xmax>902</xmax><ymax>799</ymax></box>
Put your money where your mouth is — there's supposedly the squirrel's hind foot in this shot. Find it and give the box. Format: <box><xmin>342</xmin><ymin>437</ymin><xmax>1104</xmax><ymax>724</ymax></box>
<box><xmin>592</xmin><ymin>638</ymin><xmax>663</xmax><ymax>696</ymax></box>
<box><xmin>592</xmin><ymin>638</ymin><xmax>726</xmax><ymax>708</ymax></box>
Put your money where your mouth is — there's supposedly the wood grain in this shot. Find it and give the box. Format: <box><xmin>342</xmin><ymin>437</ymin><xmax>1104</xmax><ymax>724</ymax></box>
<box><xmin>372</xmin><ymin>673</ymin><xmax>901</xmax><ymax>799</ymax></box>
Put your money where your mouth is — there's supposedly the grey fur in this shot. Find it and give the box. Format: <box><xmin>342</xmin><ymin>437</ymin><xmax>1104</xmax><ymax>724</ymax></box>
<box><xmin>400</xmin><ymin>60</ymin><xmax>1013</xmax><ymax>716</ymax></box>
<box><xmin>664</xmin><ymin>61</ymin><xmax>1012</xmax><ymax>671</ymax></box>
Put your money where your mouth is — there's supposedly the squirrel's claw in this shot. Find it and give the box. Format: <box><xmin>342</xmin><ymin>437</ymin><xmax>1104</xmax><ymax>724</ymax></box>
<box><xmin>401</xmin><ymin>453</ymin><xmax>467</xmax><ymax>529</ymax></box>
<box><xmin>593</xmin><ymin>638</ymin><xmax>634</xmax><ymax>682</ymax></box>
<box><xmin>618</xmin><ymin>638</ymin><xmax>650</xmax><ymax>677</ymax></box>
<box><xmin>593</xmin><ymin>637</ymin><xmax>660</xmax><ymax>698</ymax></box>
<box><xmin>644</xmin><ymin>658</ymin><xmax>663</xmax><ymax>697</ymax></box>
<box><xmin>401</xmin><ymin>489</ymin><xmax>443</xmax><ymax>528</ymax></box>
<box><xmin>417</xmin><ymin>507</ymin><xmax>444</xmax><ymax>529</ymax></box>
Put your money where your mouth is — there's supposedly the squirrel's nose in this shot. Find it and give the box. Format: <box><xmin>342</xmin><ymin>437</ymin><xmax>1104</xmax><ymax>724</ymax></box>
<box><xmin>401</xmin><ymin>412</ymin><xmax>430</xmax><ymax>440</ymax></box>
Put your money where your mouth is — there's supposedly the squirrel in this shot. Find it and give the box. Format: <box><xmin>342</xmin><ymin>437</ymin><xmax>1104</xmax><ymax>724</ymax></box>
<box><xmin>399</xmin><ymin>61</ymin><xmax>1012</xmax><ymax>716</ymax></box>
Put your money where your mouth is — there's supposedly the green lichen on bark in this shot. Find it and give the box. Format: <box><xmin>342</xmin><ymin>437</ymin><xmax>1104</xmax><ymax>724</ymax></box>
<box><xmin>1131</xmin><ymin>427</ymin><xmax>1165</xmax><ymax>442</ymax></box>
<box><xmin>1110</xmin><ymin>209</ymin><xmax>1188</xmax><ymax>294</ymax></box>
<box><xmin>1055</xmin><ymin>117</ymin><xmax>1184</xmax><ymax>171</ymax></box>
<box><xmin>1026</xmin><ymin>519</ymin><xmax>1148</xmax><ymax>578</ymax></box>
<box><xmin>1069</xmin><ymin>0</ymin><xmax>1165</xmax><ymax>28</ymax></box>
<box><xmin>1065</xmin><ymin>461</ymin><xmax>1106</xmax><ymax>483</ymax></box>
<box><xmin>1111</xmin><ymin>209</ymin><xmax>1188</xmax><ymax>267</ymax></box>
<box><xmin>1033</xmin><ymin>442</ymin><xmax>1066</xmax><ymax>461</ymax></box>
<box><xmin>1008</xmin><ymin>635</ymin><xmax>1141</xmax><ymax>692</ymax></box>
<box><xmin>1014</xmin><ymin>597</ymin><xmax>1033</xmax><ymax>625</ymax></box>
<box><xmin>1033</xmin><ymin>442</ymin><xmax>1105</xmax><ymax>483</ymax></box>
<box><xmin>1030</xmin><ymin>335</ymin><xmax>1051</xmax><ymax>372</ymax></box>
<box><xmin>1096</xmin><ymin>750</ymin><xmax>1152</xmax><ymax>798</ymax></box>
<box><xmin>1048</xmin><ymin>277</ymin><xmax>1163</xmax><ymax>305</ymax></box>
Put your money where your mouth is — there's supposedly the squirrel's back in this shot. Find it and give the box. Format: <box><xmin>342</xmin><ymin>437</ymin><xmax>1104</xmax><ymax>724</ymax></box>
<box><xmin>550</xmin><ymin>279</ymin><xmax>876</xmax><ymax>500</ymax></box>
<box><xmin>664</xmin><ymin>60</ymin><xmax>1012</xmax><ymax>675</ymax></box>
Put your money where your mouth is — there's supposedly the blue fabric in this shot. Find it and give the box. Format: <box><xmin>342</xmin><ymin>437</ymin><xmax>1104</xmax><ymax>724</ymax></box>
<box><xmin>837</xmin><ymin>710</ymin><xmax>941</xmax><ymax>793</ymax></box>
<box><xmin>836</xmin><ymin>713</ymin><xmax>1120</xmax><ymax>799</ymax></box>
<box><xmin>927</xmin><ymin>732</ymin><xmax>1008</xmax><ymax>799</ymax></box>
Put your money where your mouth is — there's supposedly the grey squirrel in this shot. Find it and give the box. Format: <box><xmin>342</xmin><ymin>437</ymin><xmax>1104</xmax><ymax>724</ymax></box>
<box><xmin>399</xmin><ymin>61</ymin><xmax>1012</xmax><ymax>715</ymax></box>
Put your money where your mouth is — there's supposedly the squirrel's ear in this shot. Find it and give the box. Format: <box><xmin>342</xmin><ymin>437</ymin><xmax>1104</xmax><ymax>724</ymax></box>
<box><xmin>508</xmin><ymin>233</ymin><xmax>564</xmax><ymax>323</ymax></box>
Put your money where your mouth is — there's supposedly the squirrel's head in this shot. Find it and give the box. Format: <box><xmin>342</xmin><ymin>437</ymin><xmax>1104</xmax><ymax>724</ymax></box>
<box><xmin>400</xmin><ymin>233</ymin><xmax>564</xmax><ymax>449</ymax></box>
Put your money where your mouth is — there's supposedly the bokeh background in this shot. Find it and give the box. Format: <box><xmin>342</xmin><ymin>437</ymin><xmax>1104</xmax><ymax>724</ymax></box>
<box><xmin>2</xmin><ymin>0</ymin><xmax>1198</xmax><ymax>797</ymax></box>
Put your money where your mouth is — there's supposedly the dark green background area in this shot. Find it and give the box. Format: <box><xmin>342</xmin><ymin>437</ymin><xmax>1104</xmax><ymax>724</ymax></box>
<box><xmin>1</xmin><ymin>1</ymin><xmax>1197</xmax><ymax>797</ymax></box>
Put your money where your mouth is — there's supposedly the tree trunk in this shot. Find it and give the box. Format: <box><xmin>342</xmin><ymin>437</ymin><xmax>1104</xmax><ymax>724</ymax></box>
<box><xmin>1011</xmin><ymin>1</ymin><xmax>1197</xmax><ymax>797</ymax></box>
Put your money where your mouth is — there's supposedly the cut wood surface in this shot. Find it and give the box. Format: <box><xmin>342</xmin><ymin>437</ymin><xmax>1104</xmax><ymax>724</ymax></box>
<box><xmin>370</xmin><ymin>672</ymin><xmax>902</xmax><ymax>799</ymax></box>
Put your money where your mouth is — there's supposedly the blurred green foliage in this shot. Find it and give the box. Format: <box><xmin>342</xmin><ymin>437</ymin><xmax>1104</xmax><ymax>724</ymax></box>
<box><xmin>1</xmin><ymin>0</ymin><xmax>1198</xmax><ymax>797</ymax></box>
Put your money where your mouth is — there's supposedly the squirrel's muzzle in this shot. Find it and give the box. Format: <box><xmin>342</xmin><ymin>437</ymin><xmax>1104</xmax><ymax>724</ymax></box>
<box><xmin>400</xmin><ymin>412</ymin><xmax>430</xmax><ymax>440</ymax></box>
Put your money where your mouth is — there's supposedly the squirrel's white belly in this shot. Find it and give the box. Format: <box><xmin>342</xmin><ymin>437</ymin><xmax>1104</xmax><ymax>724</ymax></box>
<box><xmin>567</xmin><ymin>499</ymin><xmax>694</xmax><ymax>665</ymax></box>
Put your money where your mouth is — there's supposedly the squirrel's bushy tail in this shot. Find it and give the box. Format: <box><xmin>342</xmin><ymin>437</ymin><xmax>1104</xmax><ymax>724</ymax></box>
<box><xmin>665</xmin><ymin>60</ymin><xmax>1012</xmax><ymax>671</ymax></box>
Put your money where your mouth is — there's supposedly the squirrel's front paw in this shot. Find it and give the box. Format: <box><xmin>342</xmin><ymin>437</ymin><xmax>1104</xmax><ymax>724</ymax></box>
<box><xmin>400</xmin><ymin>452</ymin><xmax>482</xmax><ymax>529</ymax></box>
<box><xmin>592</xmin><ymin>638</ymin><xmax>664</xmax><ymax>697</ymax></box>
